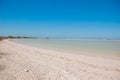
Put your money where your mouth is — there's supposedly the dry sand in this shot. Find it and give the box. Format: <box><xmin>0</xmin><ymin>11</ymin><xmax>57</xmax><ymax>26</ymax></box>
<box><xmin>0</xmin><ymin>40</ymin><xmax>120</xmax><ymax>80</ymax></box>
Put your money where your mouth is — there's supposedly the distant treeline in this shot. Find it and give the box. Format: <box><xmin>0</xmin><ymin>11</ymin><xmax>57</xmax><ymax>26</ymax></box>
<box><xmin>0</xmin><ymin>36</ymin><xmax>36</xmax><ymax>41</ymax></box>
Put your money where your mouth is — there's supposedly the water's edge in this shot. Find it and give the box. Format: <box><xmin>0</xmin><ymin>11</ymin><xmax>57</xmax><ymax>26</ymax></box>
<box><xmin>11</xmin><ymin>39</ymin><xmax>120</xmax><ymax>60</ymax></box>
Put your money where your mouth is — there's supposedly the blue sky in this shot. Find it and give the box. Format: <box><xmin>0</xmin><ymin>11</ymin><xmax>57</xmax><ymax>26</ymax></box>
<box><xmin>0</xmin><ymin>0</ymin><xmax>120</xmax><ymax>38</ymax></box>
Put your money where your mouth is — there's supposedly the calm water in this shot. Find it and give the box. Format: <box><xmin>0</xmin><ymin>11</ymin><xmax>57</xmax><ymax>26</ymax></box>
<box><xmin>12</xmin><ymin>39</ymin><xmax>120</xmax><ymax>59</ymax></box>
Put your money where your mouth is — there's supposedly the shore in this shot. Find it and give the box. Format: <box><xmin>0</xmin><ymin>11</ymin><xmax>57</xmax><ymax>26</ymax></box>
<box><xmin>0</xmin><ymin>40</ymin><xmax>120</xmax><ymax>80</ymax></box>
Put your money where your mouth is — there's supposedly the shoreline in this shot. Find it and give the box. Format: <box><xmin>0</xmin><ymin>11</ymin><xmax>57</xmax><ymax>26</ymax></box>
<box><xmin>0</xmin><ymin>40</ymin><xmax>120</xmax><ymax>80</ymax></box>
<box><xmin>11</xmin><ymin>38</ymin><xmax>120</xmax><ymax>60</ymax></box>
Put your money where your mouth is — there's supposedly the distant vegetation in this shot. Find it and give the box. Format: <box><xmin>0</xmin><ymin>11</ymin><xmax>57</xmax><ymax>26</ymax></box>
<box><xmin>0</xmin><ymin>36</ymin><xmax>36</xmax><ymax>41</ymax></box>
<box><xmin>8</xmin><ymin>36</ymin><xmax>14</xmax><ymax>38</ymax></box>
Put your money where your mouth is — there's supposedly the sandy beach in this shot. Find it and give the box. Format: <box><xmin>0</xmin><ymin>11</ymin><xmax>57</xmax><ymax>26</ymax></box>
<box><xmin>0</xmin><ymin>40</ymin><xmax>120</xmax><ymax>80</ymax></box>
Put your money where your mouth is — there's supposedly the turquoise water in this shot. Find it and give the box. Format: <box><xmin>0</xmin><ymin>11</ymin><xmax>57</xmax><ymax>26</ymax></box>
<box><xmin>12</xmin><ymin>39</ymin><xmax>120</xmax><ymax>59</ymax></box>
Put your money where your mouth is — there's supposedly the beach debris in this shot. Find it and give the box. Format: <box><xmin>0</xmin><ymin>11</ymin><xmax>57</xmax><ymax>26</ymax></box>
<box><xmin>25</xmin><ymin>69</ymin><xmax>30</xmax><ymax>72</ymax></box>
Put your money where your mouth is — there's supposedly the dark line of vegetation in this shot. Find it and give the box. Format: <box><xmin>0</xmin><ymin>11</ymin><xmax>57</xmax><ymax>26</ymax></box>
<box><xmin>0</xmin><ymin>36</ymin><xmax>37</xmax><ymax>41</ymax></box>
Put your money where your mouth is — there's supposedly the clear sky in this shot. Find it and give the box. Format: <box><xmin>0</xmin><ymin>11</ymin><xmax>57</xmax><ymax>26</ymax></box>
<box><xmin>0</xmin><ymin>0</ymin><xmax>120</xmax><ymax>39</ymax></box>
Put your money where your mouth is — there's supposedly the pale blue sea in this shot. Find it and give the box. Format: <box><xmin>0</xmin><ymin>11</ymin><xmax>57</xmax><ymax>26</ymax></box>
<box><xmin>12</xmin><ymin>39</ymin><xmax>120</xmax><ymax>59</ymax></box>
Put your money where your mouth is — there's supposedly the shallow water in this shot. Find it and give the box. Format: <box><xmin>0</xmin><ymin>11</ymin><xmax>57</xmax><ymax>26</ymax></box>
<box><xmin>12</xmin><ymin>39</ymin><xmax>120</xmax><ymax>59</ymax></box>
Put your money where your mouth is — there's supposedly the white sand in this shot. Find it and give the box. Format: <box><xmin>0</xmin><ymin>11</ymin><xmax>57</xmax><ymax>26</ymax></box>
<box><xmin>0</xmin><ymin>40</ymin><xmax>120</xmax><ymax>80</ymax></box>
